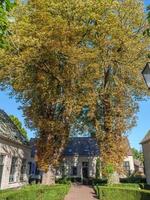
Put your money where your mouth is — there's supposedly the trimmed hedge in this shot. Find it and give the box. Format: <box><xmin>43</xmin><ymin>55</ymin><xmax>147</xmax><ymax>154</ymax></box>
<box><xmin>110</xmin><ymin>183</ymin><xmax>140</xmax><ymax>189</ymax></box>
<box><xmin>0</xmin><ymin>184</ymin><xmax>70</xmax><ymax>200</ymax></box>
<box><xmin>94</xmin><ymin>182</ymin><xmax>140</xmax><ymax>188</ymax></box>
<box><xmin>95</xmin><ymin>186</ymin><xmax>150</xmax><ymax>200</ymax></box>
<box><xmin>139</xmin><ymin>183</ymin><xmax>150</xmax><ymax>190</ymax></box>
<box><xmin>92</xmin><ymin>178</ymin><xmax>108</xmax><ymax>186</ymax></box>
<box><xmin>56</xmin><ymin>177</ymin><xmax>72</xmax><ymax>184</ymax></box>
<box><xmin>120</xmin><ymin>177</ymin><xmax>146</xmax><ymax>183</ymax></box>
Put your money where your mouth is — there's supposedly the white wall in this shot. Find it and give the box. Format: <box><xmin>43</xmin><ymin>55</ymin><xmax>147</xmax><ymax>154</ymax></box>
<box><xmin>62</xmin><ymin>156</ymin><xmax>98</xmax><ymax>178</ymax></box>
<box><xmin>61</xmin><ymin>155</ymin><xmax>135</xmax><ymax>179</ymax></box>
<box><xmin>0</xmin><ymin>137</ymin><xmax>31</xmax><ymax>189</ymax></box>
<box><xmin>124</xmin><ymin>155</ymin><xmax>135</xmax><ymax>173</ymax></box>
<box><xmin>142</xmin><ymin>141</ymin><xmax>150</xmax><ymax>184</ymax></box>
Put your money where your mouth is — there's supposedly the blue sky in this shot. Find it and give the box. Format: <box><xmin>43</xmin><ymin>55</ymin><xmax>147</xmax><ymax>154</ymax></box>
<box><xmin>1</xmin><ymin>92</ymin><xmax>150</xmax><ymax>150</ymax></box>
<box><xmin>0</xmin><ymin>91</ymin><xmax>35</xmax><ymax>138</ymax></box>
<box><xmin>145</xmin><ymin>0</ymin><xmax>150</xmax><ymax>6</ymax></box>
<box><xmin>0</xmin><ymin>0</ymin><xmax>150</xmax><ymax>149</ymax></box>
<box><xmin>128</xmin><ymin>100</ymin><xmax>150</xmax><ymax>150</ymax></box>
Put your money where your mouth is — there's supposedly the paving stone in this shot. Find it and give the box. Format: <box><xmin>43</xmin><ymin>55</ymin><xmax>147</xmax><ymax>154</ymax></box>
<box><xmin>64</xmin><ymin>184</ymin><xmax>98</xmax><ymax>200</ymax></box>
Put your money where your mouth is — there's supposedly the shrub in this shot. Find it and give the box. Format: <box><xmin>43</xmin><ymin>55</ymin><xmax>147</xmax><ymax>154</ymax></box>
<box><xmin>110</xmin><ymin>183</ymin><xmax>140</xmax><ymax>189</ymax></box>
<box><xmin>139</xmin><ymin>183</ymin><xmax>150</xmax><ymax>190</ymax></box>
<box><xmin>120</xmin><ymin>176</ymin><xmax>146</xmax><ymax>183</ymax></box>
<box><xmin>95</xmin><ymin>186</ymin><xmax>150</xmax><ymax>200</ymax></box>
<box><xmin>55</xmin><ymin>177</ymin><xmax>72</xmax><ymax>185</ymax></box>
<box><xmin>95</xmin><ymin>158</ymin><xmax>101</xmax><ymax>179</ymax></box>
<box><xmin>92</xmin><ymin>178</ymin><xmax>108</xmax><ymax>186</ymax></box>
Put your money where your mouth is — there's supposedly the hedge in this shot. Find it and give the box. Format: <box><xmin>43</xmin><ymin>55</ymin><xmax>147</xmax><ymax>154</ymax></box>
<box><xmin>120</xmin><ymin>177</ymin><xmax>146</xmax><ymax>183</ymax></box>
<box><xmin>110</xmin><ymin>183</ymin><xmax>140</xmax><ymax>189</ymax></box>
<box><xmin>0</xmin><ymin>184</ymin><xmax>70</xmax><ymax>200</ymax></box>
<box><xmin>95</xmin><ymin>186</ymin><xmax>150</xmax><ymax>200</ymax></box>
<box><xmin>92</xmin><ymin>178</ymin><xmax>108</xmax><ymax>186</ymax></box>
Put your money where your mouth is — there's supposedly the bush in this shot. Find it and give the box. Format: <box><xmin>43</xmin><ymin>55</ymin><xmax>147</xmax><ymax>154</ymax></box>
<box><xmin>139</xmin><ymin>183</ymin><xmax>150</xmax><ymax>190</ymax></box>
<box><xmin>55</xmin><ymin>177</ymin><xmax>72</xmax><ymax>185</ymax></box>
<box><xmin>0</xmin><ymin>184</ymin><xmax>70</xmax><ymax>200</ymax></box>
<box><xmin>110</xmin><ymin>183</ymin><xmax>140</xmax><ymax>189</ymax></box>
<box><xmin>120</xmin><ymin>176</ymin><xmax>146</xmax><ymax>183</ymax></box>
<box><xmin>92</xmin><ymin>178</ymin><xmax>108</xmax><ymax>186</ymax></box>
<box><xmin>95</xmin><ymin>186</ymin><xmax>150</xmax><ymax>200</ymax></box>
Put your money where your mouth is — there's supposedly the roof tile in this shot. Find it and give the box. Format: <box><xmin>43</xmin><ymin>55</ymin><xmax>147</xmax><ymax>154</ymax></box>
<box><xmin>0</xmin><ymin>109</ymin><xmax>29</xmax><ymax>145</ymax></box>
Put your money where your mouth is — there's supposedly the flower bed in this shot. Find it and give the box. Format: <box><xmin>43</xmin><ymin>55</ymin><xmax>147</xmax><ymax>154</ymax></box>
<box><xmin>0</xmin><ymin>184</ymin><xmax>70</xmax><ymax>200</ymax></box>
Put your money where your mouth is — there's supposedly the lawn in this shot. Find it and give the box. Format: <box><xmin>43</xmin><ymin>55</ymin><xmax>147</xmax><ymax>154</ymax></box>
<box><xmin>0</xmin><ymin>184</ymin><xmax>70</xmax><ymax>200</ymax></box>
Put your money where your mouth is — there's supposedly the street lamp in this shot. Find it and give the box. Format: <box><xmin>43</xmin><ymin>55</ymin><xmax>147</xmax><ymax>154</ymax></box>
<box><xmin>142</xmin><ymin>62</ymin><xmax>150</xmax><ymax>89</ymax></box>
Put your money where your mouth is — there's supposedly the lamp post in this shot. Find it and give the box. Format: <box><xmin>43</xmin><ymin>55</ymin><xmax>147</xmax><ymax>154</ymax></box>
<box><xmin>142</xmin><ymin>62</ymin><xmax>150</xmax><ymax>89</ymax></box>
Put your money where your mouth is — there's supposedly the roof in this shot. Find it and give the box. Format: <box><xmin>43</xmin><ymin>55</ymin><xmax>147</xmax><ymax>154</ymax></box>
<box><xmin>125</xmin><ymin>137</ymin><xmax>133</xmax><ymax>156</ymax></box>
<box><xmin>63</xmin><ymin>137</ymin><xmax>132</xmax><ymax>157</ymax></box>
<box><xmin>63</xmin><ymin>137</ymin><xmax>100</xmax><ymax>157</ymax></box>
<box><xmin>0</xmin><ymin>109</ymin><xmax>29</xmax><ymax>146</ymax></box>
<box><xmin>140</xmin><ymin>130</ymin><xmax>150</xmax><ymax>144</ymax></box>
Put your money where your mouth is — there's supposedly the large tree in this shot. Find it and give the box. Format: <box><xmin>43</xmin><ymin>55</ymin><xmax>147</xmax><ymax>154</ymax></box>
<box><xmin>0</xmin><ymin>0</ymin><xmax>149</xmax><ymax>173</ymax></box>
<box><xmin>0</xmin><ymin>0</ymin><xmax>13</xmax><ymax>47</ymax></box>
<box><xmin>146</xmin><ymin>5</ymin><xmax>150</xmax><ymax>34</ymax></box>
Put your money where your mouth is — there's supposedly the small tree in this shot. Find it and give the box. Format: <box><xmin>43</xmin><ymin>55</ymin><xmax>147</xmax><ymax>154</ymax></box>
<box><xmin>9</xmin><ymin>115</ymin><xmax>28</xmax><ymax>140</ymax></box>
<box><xmin>95</xmin><ymin>158</ymin><xmax>101</xmax><ymax>179</ymax></box>
<box><xmin>131</xmin><ymin>148</ymin><xmax>144</xmax><ymax>163</ymax></box>
<box><xmin>103</xmin><ymin>163</ymin><xmax>115</xmax><ymax>185</ymax></box>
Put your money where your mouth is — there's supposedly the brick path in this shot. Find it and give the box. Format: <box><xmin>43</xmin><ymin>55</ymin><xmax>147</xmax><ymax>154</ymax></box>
<box><xmin>64</xmin><ymin>184</ymin><xmax>98</xmax><ymax>200</ymax></box>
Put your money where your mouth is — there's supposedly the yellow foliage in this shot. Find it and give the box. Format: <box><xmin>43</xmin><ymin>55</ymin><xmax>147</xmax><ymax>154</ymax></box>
<box><xmin>0</xmin><ymin>0</ymin><xmax>149</xmax><ymax>171</ymax></box>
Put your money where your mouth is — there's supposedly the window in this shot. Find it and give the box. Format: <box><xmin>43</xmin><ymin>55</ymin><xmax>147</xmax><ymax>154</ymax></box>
<box><xmin>28</xmin><ymin>162</ymin><xmax>36</xmax><ymax>175</ymax></box>
<box><xmin>55</xmin><ymin>167</ymin><xmax>60</xmax><ymax>176</ymax></box>
<box><xmin>20</xmin><ymin>159</ymin><xmax>27</xmax><ymax>181</ymax></box>
<box><xmin>28</xmin><ymin>162</ymin><xmax>32</xmax><ymax>175</ymax></box>
<box><xmin>61</xmin><ymin>165</ymin><xmax>66</xmax><ymax>177</ymax></box>
<box><xmin>35</xmin><ymin>165</ymin><xmax>40</xmax><ymax>175</ymax></box>
<box><xmin>123</xmin><ymin>161</ymin><xmax>130</xmax><ymax>171</ymax></box>
<box><xmin>0</xmin><ymin>155</ymin><xmax>4</xmax><ymax>186</ymax></box>
<box><xmin>9</xmin><ymin>157</ymin><xmax>17</xmax><ymax>183</ymax></box>
<box><xmin>31</xmin><ymin>147</ymin><xmax>36</xmax><ymax>158</ymax></box>
<box><xmin>0</xmin><ymin>155</ymin><xmax>4</xmax><ymax>165</ymax></box>
<box><xmin>71</xmin><ymin>166</ymin><xmax>77</xmax><ymax>176</ymax></box>
<box><xmin>82</xmin><ymin>162</ymin><xmax>88</xmax><ymax>167</ymax></box>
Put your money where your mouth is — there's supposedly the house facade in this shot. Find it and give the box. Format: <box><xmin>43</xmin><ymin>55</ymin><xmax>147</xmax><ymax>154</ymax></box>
<box><xmin>141</xmin><ymin>131</ymin><xmax>150</xmax><ymax>184</ymax></box>
<box><xmin>58</xmin><ymin>137</ymin><xmax>99</xmax><ymax>179</ymax></box>
<box><xmin>29</xmin><ymin>136</ymin><xmax>135</xmax><ymax>183</ymax></box>
<box><xmin>122</xmin><ymin>138</ymin><xmax>135</xmax><ymax>176</ymax></box>
<box><xmin>0</xmin><ymin>109</ymin><xmax>31</xmax><ymax>189</ymax></box>
<box><xmin>56</xmin><ymin>137</ymin><xmax>135</xmax><ymax>180</ymax></box>
<box><xmin>134</xmin><ymin>159</ymin><xmax>144</xmax><ymax>175</ymax></box>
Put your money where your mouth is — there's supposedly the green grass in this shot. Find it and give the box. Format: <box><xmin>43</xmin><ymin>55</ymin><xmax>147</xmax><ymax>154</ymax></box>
<box><xmin>0</xmin><ymin>184</ymin><xmax>70</xmax><ymax>200</ymax></box>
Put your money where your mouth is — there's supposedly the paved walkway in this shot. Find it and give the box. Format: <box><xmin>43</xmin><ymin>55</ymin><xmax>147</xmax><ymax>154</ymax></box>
<box><xmin>64</xmin><ymin>184</ymin><xmax>98</xmax><ymax>200</ymax></box>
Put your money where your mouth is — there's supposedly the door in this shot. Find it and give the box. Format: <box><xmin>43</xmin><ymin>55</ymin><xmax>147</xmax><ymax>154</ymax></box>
<box><xmin>82</xmin><ymin>162</ymin><xmax>89</xmax><ymax>178</ymax></box>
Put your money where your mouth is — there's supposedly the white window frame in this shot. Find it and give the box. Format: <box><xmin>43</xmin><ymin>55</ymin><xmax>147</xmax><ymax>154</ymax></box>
<box><xmin>20</xmin><ymin>159</ymin><xmax>27</xmax><ymax>182</ymax></box>
<box><xmin>9</xmin><ymin>157</ymin><xmax>18</xmax><ymax>183</ymax></box>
